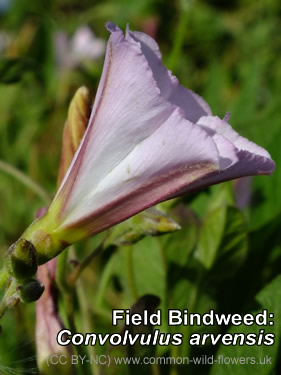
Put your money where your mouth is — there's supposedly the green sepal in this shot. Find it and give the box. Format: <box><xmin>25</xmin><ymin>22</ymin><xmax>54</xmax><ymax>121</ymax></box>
<box><xmin>5</xmin><ymin>239</ymin><xmax>37</xmax><ymax>280</ymax></box>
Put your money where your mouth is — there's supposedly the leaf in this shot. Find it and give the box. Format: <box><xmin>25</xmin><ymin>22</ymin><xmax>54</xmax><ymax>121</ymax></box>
<box><xmin>112</xmin><ymin>237</ymin><xmax>166</xmax><ymax>307</ymax></box>
<box><xmin>0</xmin><ymin>58</ymin><xmax>33</xmax><ymax>84</ymax></box>
<box><xmin>210</xmin><ymin>275</ymin><xmax>281</xmax><ymax>375</ymax></box>
<box><xmin>195</xmin><ymin>206</ymin><xmax>226</xmax><ymax>269</ymax></box>
<box><xmin>195</xmin><ymin>205</ymin><xmax>248</xmax><ymax>277</ymax></box>
<box><xmin>161</xmin><ymin>206</ymin><xmax>197</xmax><ymax>267</ymax></box>
<box><xmin>132</xmin><ymin>237</ymin><xmax>166</xmax><ymax>301</ymax></box>
<box><xmin>207</xmin><ymin>182</ymin><xmax>235</xmax><ymax>213</ymax></box>
<box><xmin>250</xmin><ymin>126</ymin><xmax>281</xmax><ymax>229</ymax></box>
<box><xmin>229</xmin><ymin>62</ymin><xmax>262</xmax><ymax>125</ymax></box>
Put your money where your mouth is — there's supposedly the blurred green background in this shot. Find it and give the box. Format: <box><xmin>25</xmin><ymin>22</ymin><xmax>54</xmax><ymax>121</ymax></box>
<box><xmin>0</xmin><ymin>0</ymin><xmax>281</xmax><ymax>374</ymax></box>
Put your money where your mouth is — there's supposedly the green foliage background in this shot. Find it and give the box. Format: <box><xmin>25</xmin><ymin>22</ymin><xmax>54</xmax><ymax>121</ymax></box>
<box><xmin>0</xmin><ymin>0</ymin><xmax>281</xmax><ymax>374</ymax></box>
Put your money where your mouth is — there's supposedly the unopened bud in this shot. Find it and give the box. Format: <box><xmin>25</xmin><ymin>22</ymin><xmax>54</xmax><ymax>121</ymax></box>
<box><xmin>106</xmin><ymin>208</ymin><xmax>180</xmax><ymax>247</ymax></box>
<box><xmin>58</xmin><ymin>86</ymin><xmax>91</xmax><ymax>184</ymax></box>
<box><xmin>5</xmin><ymin>239</ymin><xmax>37</xmax><ymax>280</ymax></box>
<box><xmin>134</xmin><ymin>207</ymin><xmax>181</xmax><ymax>234</ymax></box>
<box><xmin>17</xmin><ymin>279</ymin><xmax>45</xmax><ymax>303</ymax></box>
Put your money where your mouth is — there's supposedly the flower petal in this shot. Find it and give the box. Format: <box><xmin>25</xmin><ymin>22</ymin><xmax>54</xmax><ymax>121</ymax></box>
<box><xmin>126</xmin><ymin>25</ymin><xmax>211</xmax><ymax>122</ymax></box>
<box><xmin>166</xmin><ymin>116</ymin><xmax>274</xmax><ymax>199</ymax></box>
<box><xmin>197</xmin><ymin>116</ymin><xmax>275</xmax><ymax>175</ymax></box>
<box><xmin>55</xmin><ymin>23</ymin><xmax>175</xmax><ymax>213</ymax></box>
<box><xmin>55</xmin><ymin>108</ymin><xmax>219</xmax><ymax>239</ymax></box>
<box><xmin>169</xmin><ymin>116</ymin><xmax>275</xmax><ymax>196</ymax></box>
<box><xmin>197</xmin><ymin>115</ymin><xmax>272</xmax><ymax>159</ymax></box>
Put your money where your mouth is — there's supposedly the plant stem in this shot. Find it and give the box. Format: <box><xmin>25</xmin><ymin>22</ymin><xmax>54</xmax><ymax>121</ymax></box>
<box><xmin>56</xmin><ymin>250</ymin><xmax>69</xmax><ymax>291</ymax></box>
<box><xmin>0</xmin><ymin>278</ymin><xmax>18</xmax><ymax>319</ymax></box>
<box><xmin>181</xmin><ymin>268</ymin><xmax>204</xmax><ymax>358</ymax></box>
<box><xmin>167</xmin><ymin>0</ymin><xmax>192</xmax><ymax>71</ymax></box>
<box><xmin>57</xmin><ymin>247</ymin><xmax>77</xmax><ymax>333</ymax></box>
<box><xmin>77</xmin><ymin>279</ymin><xmax>99</xmax><ymax>375</ymax></box>
<box><xmin>126</xmin><ymin>246</ymin><xmax>138</xmax><ymax>300</ymax></box>
<box><xmin>96</xmin><ymin>255</ymin><xmax>115</xmax><ymax>308</ymax></box>
<box><xmin>0</xmin><ymin>160</ymin><xmax>51</xmax><ymax>204</ymax></box>
<box><xmin>67</xmin><ymin>242</ymin><xmax>104</xmax><ymax>286</ymax></box>
<box><xmin>0</xmin><ymin>267</ymin><xmax>9</xmax><ymax>290</ymax></box>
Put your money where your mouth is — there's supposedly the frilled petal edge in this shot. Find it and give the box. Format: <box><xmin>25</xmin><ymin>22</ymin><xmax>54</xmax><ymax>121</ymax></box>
<box><xmin>125</xmin><ymin>24</ymin><xmax>212</xmax><ymax>123</ymax></box>
<box><xmin>167</xmin><ymin>116</ymin><xmax>275</xmax><ymax>198</ymax></box>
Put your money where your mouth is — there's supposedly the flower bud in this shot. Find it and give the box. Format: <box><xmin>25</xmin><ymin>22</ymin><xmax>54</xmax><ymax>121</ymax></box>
<box><xmin>5</xmin><ymin>239</ymin><xmax>37</xmax><ymax>280</ymax></box>
<box><xmin>134</xmin><ymin>207</ymin><xmax>181</xmax><ymax>234</ymax></box>
<box><xmin>17</xmin><ymin>279</ymin><xmax>45</xmax><ymax>303</ymax></box>
<box><xmin>57</xmin><ymin>86</ymin><xmax>91</xmax><ymax>184</ymax></box>
<box><xmin>105</xmin><ymin>207</ymin><xmax>180</xmax><ymax>247</ymax></box>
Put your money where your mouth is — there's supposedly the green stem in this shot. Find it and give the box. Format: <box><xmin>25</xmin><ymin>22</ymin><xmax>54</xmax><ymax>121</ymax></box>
<box><xmin>58</xmin><ymin>247</ymin><xmax>77</xmax><ymax>333</ymax></box>
<box><xmin>96</xmin><ymin>254</ymin><xmax>115</xmax><ymax>308</ymax></box>
<box><xmin>67</xmin><ymin>242</ymin><xmax>104</xmax><ymax>286</ymax></box>
<box><xmin>0</xmin><ymin>160</ymin><xmax>51</xmax><ymax>204</ymax></box>
<box><xmin>0</xmin><ymin>267</ymin><xmax>9</xmax><ymax>290</ymax></box>
<box><xmin>167</xmin><ymin>0</ymin><xmax>192</xmax><ymax>71</ymax></box>
<box><xmin>152</xmin><ymin>362</ymin><xmax>161</xmax><ymax>375</ymax></box>
<box><xmin>170</xmin><ymin>341</ymin><xmax>180</xmax><ymax>375</ymax></box>
<box><xmin>0</xmin><ymin>301</ymin><xmax>7</xmax><ymax>320</ymax></box>
<box><xmin>126</xmin><ymin>246</ymin><xmax>138</xmax><ymax>300</ymax></box>
<box><xmin>56</xmin><ymin>250</ymin><xmax>69</xmax><ymax>291</ymax></box>
<box><xmin>181</xmin><ymin>268</ymin><xmax>204</xmax><ymax>358</ymax></box>
<box><xmin>77</xmin><ymin>279</ymin><xmax>99</xmax><ymax>375</ymax></box>
<box><xmin>0</xmin><ymin>278</ymin><xmax>18</xmax><ymax>319</ymax></box>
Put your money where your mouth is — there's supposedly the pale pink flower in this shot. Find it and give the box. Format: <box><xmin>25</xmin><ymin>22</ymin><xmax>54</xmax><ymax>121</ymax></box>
<box><xmin>54</xmin><ymin>26</ymin><xmax>105</xmax><ymax>70</ymax></box>
<box><xmin>70</xmin><ymin>26</ymin><xmax>106</xmax><ymax>63</ymax></box>
<box><xmin>27</xmin><ymin>22</ymin><xmax>274</xmax><ymax>249</ymax></box>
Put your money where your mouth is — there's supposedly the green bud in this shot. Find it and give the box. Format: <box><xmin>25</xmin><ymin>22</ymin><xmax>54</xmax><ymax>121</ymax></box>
<box><xmin>5</xmin><ymin>239</ymin><xmax>37</xmax><ymax>280</ymax></box>
<box><xmin>105</xmin><ymin>208</ymin><xmax>180</xmax><ymax>247</ymax></box>
<box><xmin>133</xmin><ymin>207</ymin><xmax>181</xmax><ymax>234</ymax></box>
<box><xmin>17</xmin><ymin>279</ymin><xmax>45</xmax><ymax>303</ymax></box>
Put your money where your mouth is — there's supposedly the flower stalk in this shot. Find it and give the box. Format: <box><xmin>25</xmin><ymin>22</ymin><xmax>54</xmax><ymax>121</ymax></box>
<box><xmin>67</xmin><ymin>241</ymin><xmax>104</xmax><ymax>286</ymax></box>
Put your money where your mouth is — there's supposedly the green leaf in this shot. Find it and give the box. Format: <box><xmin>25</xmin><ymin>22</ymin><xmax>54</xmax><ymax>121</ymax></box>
<box><xmin>112</xmin><ymin>237</ymin><xmax>166</xmax><ymax>306</ymax></box>
<box><xmin>161</xmin><ymin>208</ymin><xmax>197</xmax><ymax>267</ymax></box>
<box><xmin>132</xmin><ymin>237</ymin><xmax>166</xmax><ymax>300</ymax></box>
<box><xmin>0</xmin><ymin>58</ymin><xmax>32</xmax><ymax>84</ymax></box>
<box><xmin>250</xmin><ymin>127</ymin><xmax>281</xmax><ymax>229</ymax></box>
<box><xmin>207</xmin><ymin>182</ymin><xmax>235</xmax><ymax>213</ymax></box>
<box><xmin>211</xmin><ymin>275</ymin><xmax>281</xmax><ymax>375</ymax></box>
<box><xmin>230</xmin><ymin>62</ymin><xmax>262</xmax><ymax>125</ymax></box>
<box><xmin>195</xmin><ymin>206</ymin><xmax>226</xmax><ymax>269</ymax></box>
<box><xmin>195</xmin><ymin>205</ymin><xmax>248</xmax><ymax>276</ymax></box>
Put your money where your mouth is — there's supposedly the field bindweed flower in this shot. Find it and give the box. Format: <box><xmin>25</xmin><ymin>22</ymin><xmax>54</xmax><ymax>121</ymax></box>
<box><xmin>54</xmin><ymin>26</ymin><xmax>106</xmax><ymax>70</ymax></box>
<box><xmin>18</xmin><ymin>22</ymin><xmax>274</xmax><ymax>264</ymax></box>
